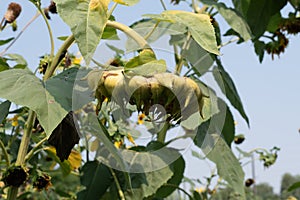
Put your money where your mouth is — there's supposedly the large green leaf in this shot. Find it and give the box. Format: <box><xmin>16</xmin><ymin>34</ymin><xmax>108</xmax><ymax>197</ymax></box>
<box><xmin>182</xmin><ymin>38</ymin><xmax>214</xmax><ymax>75</ymax></box>
<box><xmin>162</xmin><ymin>10</ymin><xmax>219</xmax><ymax>55</ymax></box>
<box><xmin>113</xmin><ymin>0</ymin><xmax>140</xmax><ymax>6</ymax></box>
<box><xmin>84</xmin><ymin>113</ymin><xmax>132</xmax><ymax>189</ymax></box>
<box><xmin>203</xmin><ymin>134</ymin><xmax>245</xmax><ymax>198</ymax></box>
<box><xmin>212</xmin><ymin>58</ymin><xmax>249</xmax><ymax>126</ymax></box>
<box><xmin>202</xmin><ymin>1</ymin><xmax>252</xmax><ymax>41</ymax></box>
<box><xmin>0</xmin><ymin>69</ymin><xmax>68</xmax><ymax>136</ymax></box>
<box><xmin>155</xmin><ymin>153</ymin><xmax>185</xmax><ymax>198</ymax></box>
<box><xmin>193</xmin><ymin>98</ymin><xmax>234</xmax><ymax>147</ymax></box>
<box><xmin>232</xmin><ymin>0</ymin><xmax>250</xmax><ymax>17</ymax></box>
<box><xmin>55</xmin><ymin>0</ymin><xmax>110</xmax><ymax>64</ymax></box>
<box><xmin>45</xmin><ymin>67</ymin><xmax>79</xmax><ymax>111</ymax></box>
<box><xmin>123</xmin><ymin>142</ymin><xmax>175</xmax><ymax>200</ymax></box>
<box><xmin>77</xmin><ymin>161</ymin><xmax>113</xmax><ymax>200</ymax></box>
<box><xmin>0</xmin><ymin>100</ymin><xmax>11</xmax><ymax>123</ymax></box>
<box><xmin>245</xmin><ymin>0</ymin><xmax>287</xmax><ymax>37</ymax></box>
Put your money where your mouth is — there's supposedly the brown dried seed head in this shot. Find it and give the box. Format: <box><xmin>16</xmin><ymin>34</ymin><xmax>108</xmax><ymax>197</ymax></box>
<box><xmin>48</xmin><ymin>1</ymin><xmax>57</xmax><ymax>14</ymax></box>
<box><xmin>5</xmin><ymin>3</ymin><xmax>22</xmax><ymax>23</ymax></box>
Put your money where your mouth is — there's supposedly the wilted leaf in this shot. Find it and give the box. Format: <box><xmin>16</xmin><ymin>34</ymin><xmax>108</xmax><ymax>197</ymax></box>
<box><xmin>0</xmin><ymin>69</ymin><xmax>68</xmax><ymax>135</ymax></box>
<box><xmin>55</xmin><ymin>0</ymin><xmax>110</xmax><ymax>64</ymax></box>
<box><xmin>162</xmin><ymin>10</ymin><xmax>219</xmax><ymax>55</ymax></box>
<box><xmin>48</xmin><ymin>111</ymin><xmax>80</xmax><ymax>161</ymax></box>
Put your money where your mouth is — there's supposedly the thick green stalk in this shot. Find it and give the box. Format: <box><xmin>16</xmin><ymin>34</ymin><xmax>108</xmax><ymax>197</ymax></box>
<box><xmin>7</xmin><ymin>110</ymin><xmax>36</xmax><ymax>200</ymax></box>
<box><xmin>43</xmin><ymin>34</ymin><xmax>75</xmax><ymax>80</ymax></box>
<box><xmin>157</xmin><ymin>122</ymin><xmax>170</xmax><ymax>143</ymax></box>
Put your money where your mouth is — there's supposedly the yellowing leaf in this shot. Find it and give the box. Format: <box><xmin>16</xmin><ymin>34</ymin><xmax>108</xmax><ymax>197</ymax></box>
<box><xmin>68</xmin><ymin>150</ymin><xmax>82</xmax><ymax>170</ymax></box>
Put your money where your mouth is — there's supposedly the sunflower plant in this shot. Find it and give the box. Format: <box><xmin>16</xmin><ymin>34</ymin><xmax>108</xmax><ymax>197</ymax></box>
<box><xmin>0</xmin><ymin>0</ymin><xmax>297</xmax><ymax>199</ymax></box>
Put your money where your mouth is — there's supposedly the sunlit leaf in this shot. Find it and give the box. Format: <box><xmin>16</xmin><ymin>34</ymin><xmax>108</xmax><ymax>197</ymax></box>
<box><xmin>124</xmin><ymin>49</ymin><xmax>156</xmax><ymax>69</ymax></box>
<box><xmin>162</xmin><ymin>10</ymin><xmax>219</xmax><ymax>55</ymax></box>
<box><xmin>125</xmin><ymin>60</ymin><xmax>167</xmax><ymax>76</ymax></box>
<box><xmin>201</xmin><ymin>1</ymin><xmax>252</xmax><ymax>41</ymax></box>
<box><xmin>0</xmin><ymin>69</ymin><xmax>68</xmax><ymax>135</ymax></box>
<box><xmin>55</xmin><ymin>0</ymin><xmax>110</xmax><ymax>64</ymax></box>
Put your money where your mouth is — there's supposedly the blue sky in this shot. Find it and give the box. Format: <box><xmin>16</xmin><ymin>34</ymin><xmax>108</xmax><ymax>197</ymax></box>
<box><xmin>1</xmin><ymin>0</ymin><xmax>300</xmax><ymax>193</ymax></box>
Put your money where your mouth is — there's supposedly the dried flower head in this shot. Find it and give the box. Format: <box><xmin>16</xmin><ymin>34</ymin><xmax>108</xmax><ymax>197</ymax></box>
<box><xmin>48</xmin><ymin>1</ymin><xmax>57</xmax><ymax>14</ymax></box>
<box><xmin>280</xmin><ymin>17</ymin><xmax>300</xmax><ymax>35</ymax></box>
<box><xmin>33</xmin><ymin>173</ymin><xmax>52</xmax><ymax>191</ymax></box>
<box><xmin>265</xmin><ymin>31</ymin><xmax>289</xmax><ymax>59</ymax></box>
<box><xmin>2</xmin><ymin>166</ymin><xmax>28</xmax><ymax>187</ymax></box>
<box><xmin>4</xmin><ymin>2</ymin><xmax>22</xmax><ymax>24</ymax></box>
